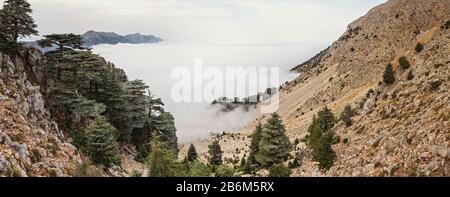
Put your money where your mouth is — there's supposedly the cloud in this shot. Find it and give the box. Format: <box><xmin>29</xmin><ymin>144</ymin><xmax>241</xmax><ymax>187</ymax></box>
<box><xmin>14</xmin><ymin>0</ymin><xmax>386</xmax><ymax>44</ymax></box>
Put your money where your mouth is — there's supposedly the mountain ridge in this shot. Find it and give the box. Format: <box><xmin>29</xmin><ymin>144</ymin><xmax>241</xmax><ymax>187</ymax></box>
<box><xmin>186</xmin><ymin>0</ymin><xmax>450</xmax><ymax>177</ymax></box>
<box><xmin>82</xmin><ymin>30</ymin><xmax>162</xmax><ymax>46</ymax></box>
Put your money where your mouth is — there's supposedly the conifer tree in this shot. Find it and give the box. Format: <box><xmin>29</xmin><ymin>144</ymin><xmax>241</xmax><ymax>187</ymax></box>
<box><xmin>306</xmin><ymin>112</ymin><xmax>337</xmax><ymax>171</ymax></box>
<box><xmin>307</xmin><ymin>122</ymin><xmax>322</xmax><ymax>149</ymax></box>
<box><xmin>239</xmin><ymin>156</ymin><xmax>246</xmax><ymax>169</ymax></box>
<box><xmin>247</xmin><ymin>122</ymin><xmax>262</xmax><ymax>168</ymax></box>
<box><xmin>147</xmin><ymin>137</ymin><xmax>180</xmax><ymax>177</ymax></box>
<box><xmin>186</xmin><ymin>144</ymin><xmax>198</xmax><ymax>162</ymax></box>
<box><xmin>312</xmin><ymin>131</ymin><xmax>336</xmax><ymax>170</ymax></box>
<box><xmin>133</xmin><ymin>91</ymin><xmax>166</xmax><ymax>160</ymax></box>
<box><xmin>256</xmin><ymin>113</ymin><xmax>292</xmax><ymax>167</ymax></box>
<box><xmin>0</xmin><ymin>0</ymin><xmax>38</xmax><ymax>42</ymax></box>
<box><xmin>317</xmin><ymin>107</ymin><xmax>336</xmax><ymax>133</ymax></box>
<box><xmin>124</xmin><ymin>80</ymin><xmax>149</xmax><ymax>129</ymax></box>
<box><xmin>38</xmin><ymin>34</ymin><xmax>86</xmax><ymax>51</ymax></box>
<box><xmin>101</xmin><ymin>67</ymin><xmax>132</xmax><ymax>142</ymax></box>
<box><xmin>85</xmin><ymin>116</ymin><xmax>121</xmax><ymax>167</ymax></box>
<box><xmin>383</xmin><ymin>63</ymin><xmax>395</xmax><ymax>84</ymax></box>
<box><xmin>340</xmin><ymin>105</ymin><xmax>354</xmax><ymax>127</ymax></box>
<box><xmin>155</xmin><ymin>112</ymin><xmax>178</xmax><ymax>153</ymax></box>
<box><xmin>208</xmin><ymin>140</ymin><xmax>223</xmax><ymax>166</ymax></box>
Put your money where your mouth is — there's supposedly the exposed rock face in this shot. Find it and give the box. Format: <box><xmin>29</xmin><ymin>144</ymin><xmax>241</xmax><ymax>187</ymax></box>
<box><xmin>82</xmin><ymin>30</ymin><xmax>162</xmax><ymax>46</ymax></box>
<box><xmin>0</xmin><ymin>49</ymin><xmax>81</xmax><ymax>177</ymax></box>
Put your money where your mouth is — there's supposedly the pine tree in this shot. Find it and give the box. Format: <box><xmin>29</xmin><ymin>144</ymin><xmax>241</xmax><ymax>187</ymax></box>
<box><xmin>0</xmin><ymin>0</ymin><xmax>38</xmax><ymax>42</ymax></box>
<box><xmin>124</xmin><ymin>80</ymin><xmax>149</xmax><ymax>129</ymax></box>
<box><xmin>133</xmin><ymin>91</ymin><xmax>166</xmax><ymax>160</ymax></box>
<box><xmin>101</xmin><ymin>68</ymin><xmax>132</xmax><ymax>142</ymax></box>
<box><xmin>340</xmin><ymin>105</ymin><xmax>354</xmax><ymax>127</ymax></box>
<box><xmin>383</xmin><ymin>63</ymin><xmax>395</xmax><ymax>84</ymax></box>
<box><xmin>239</xmin><ymin>156</ymin><xmax>246</xmax><ymax>169</ymax></box>
<box><xmin>208</xmin><ymin>140</ymin><xmax>223</xmax><ymax>166</ymax></box>
<box><xmin>85</xmin><ymin>116</ymin><xmax>121</xmax><ymax>167</ymax></box>
<box><xmin>186</xmin><ymin>144</ymin><xmax>198</xmax><ymax>162</ymax></box>
<box><xmin>247</xmin><ymin>122</ymin><xmax>262</xmax><ymax>169</ymax></box>
<box><xmin>307</xmin><ymin>122</ymin><xmax>322</xmax><ymax>149</ymax></box>
<box><xmin>256</xmin><ymin>113</ymin><xmax>292</xmax><ymax>167</ymax></box>
<box><xmin>317</xmin><ymin>107</ymin><xmax>336</xmax><ymax>133</ymax></box>
<box><xmin>155</xmin><ymin>112</ymin><xmax>178</xmax><ymax>154</ymax></box>
<box><xmin>147</xmin><ymin>137</ymin><xmax>180</xmax><ymax>177</ymax></box>
<box><xmin>312</xmin><ymin>131</ymin><xmax>336</xmax><ymax>170</ymax></box>
<box><xmin>38</xmin><ymin>34</ymin><xmax>86</xmax><ymax>51</ymax></box>
<box><xmin>306</xmin><ymin>112</ymin><xmax>337</xmax><ymax>170</ymax></box>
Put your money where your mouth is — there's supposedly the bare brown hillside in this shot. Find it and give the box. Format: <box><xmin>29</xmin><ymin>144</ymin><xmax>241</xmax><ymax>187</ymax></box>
<box><xmin>186</xmin><ymin>0</ymin><xmax>450</xmax><ymax>177</ymax></box>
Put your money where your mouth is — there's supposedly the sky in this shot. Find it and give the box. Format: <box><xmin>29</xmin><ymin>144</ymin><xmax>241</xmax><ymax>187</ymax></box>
<box><xmin>2</xmin><ymin>0</ymin><xmax>385</xmax><ymax>45</ymax></box>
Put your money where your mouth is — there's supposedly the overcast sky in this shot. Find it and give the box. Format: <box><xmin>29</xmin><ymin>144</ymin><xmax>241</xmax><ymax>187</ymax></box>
<box><xmin>2</xmin><ymin>0</ymin><xmax>385</xmax><ymax>44</ymax></box>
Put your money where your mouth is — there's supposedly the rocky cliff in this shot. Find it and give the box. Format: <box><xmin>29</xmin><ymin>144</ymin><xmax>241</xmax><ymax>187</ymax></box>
<box><xmin>0</xmin><ymin>49</ymin><xmax>81</xmax><ymax>177</ymax></box>
<box><xmin>187</xmin><ymin>0</ymin><xmax>450</xmax><ymax>177</ymax></box>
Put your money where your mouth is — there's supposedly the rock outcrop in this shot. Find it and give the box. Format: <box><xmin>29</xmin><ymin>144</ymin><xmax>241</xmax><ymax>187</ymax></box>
<box><xmin>0</xmin><ymin>49</ymin><xmax>81</xmax><ymax>177</ymax></box>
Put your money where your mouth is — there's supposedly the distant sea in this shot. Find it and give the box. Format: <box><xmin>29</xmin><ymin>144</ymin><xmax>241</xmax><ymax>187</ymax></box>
<box><xmin>93</xmin><ymin>41</ymin><xmax>319</xmax><ymax>141</ymax></box>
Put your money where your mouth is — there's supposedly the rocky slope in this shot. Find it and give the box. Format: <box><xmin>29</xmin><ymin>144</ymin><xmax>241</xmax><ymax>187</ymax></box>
<box><xmin>187</xmin><ymin>0</ymin><xmax>450</xmax><ymax>176</ymax></box>
<box><xmin>0</xmin><ymin>49</ymin><xmax>81</xmax><ymax>177</ymax></box>
<box><xmin>82</xmin><ymin>30</ymin><xmax>162</xmax><ymax>46</ymax></box>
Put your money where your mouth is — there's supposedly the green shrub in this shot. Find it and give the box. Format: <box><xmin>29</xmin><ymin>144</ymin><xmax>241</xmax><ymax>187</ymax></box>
<box><xmin>429</xmin><ymin>80</ymin><xmax>442</xmax><ymax>91</ymax></box>
<box><xmin>215</xmin><ymin>165</ymin><xmax>235</xmax><ymax>177</ymax></box>
<box><xmin>440</xmin><ymin>111</ymin><xmax>450</xmax><ymax>122</ymax></box>
<box><xmin>48</xmin><ymin>168</ymin><xmax>58</xmax><ymax>177</ymax></box>
<box><xmin>288</xmin><ymin>156</ymin><xmax>301</xmax><ymax>169</ymax></box>
<box><xmin>415</xmin><ymin>42</ymin><xmax>424</xmax><ymax>53</ymax></box>
<box><xmin>72</xmin><ymin>158</ymin><xmax>103</xmax><ymax>177</ymax></box>
<box><xmin>407</xmin><ymin>70</ymin><xmax>414</xmax><ymax>81</ymax></box>
<box><xmin>186</xmin><ymin>161</ymin><xmax>212</xmax><ymax>177</ymax></box>
<box><xmin>343</xmin><ymin>138</ymin><xmax>349</xmax><ymax>144</ymax></box>
<box><xmin>399</xmin><ymin>56</ymin><xmax>411</xmax><ymax>69</ymax></box>
<box><xmin>30</xmin><ymin>148</ymin><xmax>41</xmax><ymax>163</ymax></box>
<box><xmin>444</xmin><ymin>20</ymin><xmax>450</xmax><ymax>29</ymax></box>
<box><xmin>269</xmin><ymin>164</ymin><xmax>291</xmax><ymax>177</ymax></box>
<box><xmin>131</xmin><ymin>170</ymin><xmax>143</xmax><ymax>177</ymax></box>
